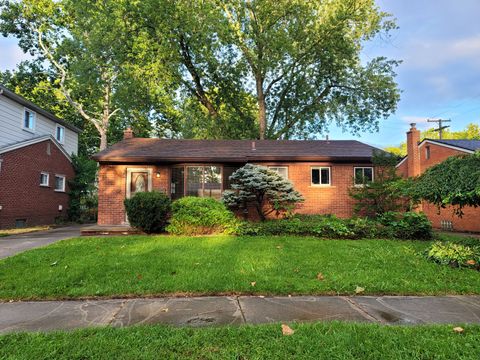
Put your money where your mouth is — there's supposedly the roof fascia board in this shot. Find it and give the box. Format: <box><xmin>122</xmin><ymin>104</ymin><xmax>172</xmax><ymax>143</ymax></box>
<box><xmin>419</xmin><ymin>139</ymin><xmax>475</xmax><ymax>153</ymax></box>
<box><xmin>0</xmin><ymin>135</ymin><xmax>72</xmax><ymax>162</ymax></box>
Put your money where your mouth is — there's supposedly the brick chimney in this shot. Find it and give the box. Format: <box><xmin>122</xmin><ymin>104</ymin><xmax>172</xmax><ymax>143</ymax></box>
<box><xmin>123</xmin><ymin>127</ymin><xmax>134</xmax><ymax>140</ymax></box>
<box><xmin>406</xmin><ymin>123</ymin><xmax>421</xmax><ymax>177</ymax></box>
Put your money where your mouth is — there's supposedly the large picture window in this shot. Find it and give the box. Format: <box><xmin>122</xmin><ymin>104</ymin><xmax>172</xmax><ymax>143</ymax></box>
<box><xmin>172</xmin><ymin>165</ymin><xmax>223</xmax><ymax>200</ymax></box>
<box><xmin>186</xmin><ymin>166</ymin><xmax>222</xmax><ymax>199</ymax></box>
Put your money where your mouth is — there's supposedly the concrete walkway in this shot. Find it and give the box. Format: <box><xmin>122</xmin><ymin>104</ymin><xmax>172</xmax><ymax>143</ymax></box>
<box><xmin>1</xmin><ymin>295</ymin><xmax>480</xmax><ymax>333</ymax></box>
<box><xmin>0</xmin><ymin>225</ymin><xmax>82</xmax><ymax>259</ymax></box>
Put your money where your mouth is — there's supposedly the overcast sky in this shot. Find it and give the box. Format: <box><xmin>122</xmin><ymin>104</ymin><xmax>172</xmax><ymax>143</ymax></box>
<box><xmin>1</xmin><ymin>0</ymin><xmax>479</xmax><ymax>148</ymax></box>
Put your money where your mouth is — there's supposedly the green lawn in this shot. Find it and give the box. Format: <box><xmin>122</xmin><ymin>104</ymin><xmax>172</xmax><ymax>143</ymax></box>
<box><xmin>0</xmin><ymin>235</ymin><xmax>479</xmax><ymax>300</ymax></box>
<box><xmin>1</xmin><ymin>322</ymin><xmax>479</xmax><ymax>359</ymax></box>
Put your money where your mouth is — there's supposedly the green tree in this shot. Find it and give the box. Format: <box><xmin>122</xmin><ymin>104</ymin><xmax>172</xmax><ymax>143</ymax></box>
<box><xmin>409</xmin><ymin>152</ymin><xmax>480</xmax><ymax>215</ymax></box>
<box><xmin>218</xmin><ymin>0</ymin><xmax>400</xmax><ymax>139</ymax></box>
<box><xmin>0</xmin><ymin>0</ymin><xmax>158</xmax><ymax>150</ymax></box>
<box><xmin>222</xmin><ymin>164</ymin><xmax>304</xmax><ymax>220</ymax></box>
<box><xmin>67</xmin><ymin>155</ymin><xmax>98</xmax><ymax>222</ymax></box>
<box><xmin>350</xmin><ymin>151</ymin><xmax>412</xmax><ymax>217</ymax></box>
<box><xmin>133</xmin><ymin>0</ymin><xmax>400</xmax><ymax>140</ymax></box>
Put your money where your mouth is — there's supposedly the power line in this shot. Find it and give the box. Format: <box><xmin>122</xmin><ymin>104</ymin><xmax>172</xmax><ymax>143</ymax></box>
<box><xmin>427</xmin><ymin>119</ymin><xmax>451</xmax><ymax>139</ymax></box>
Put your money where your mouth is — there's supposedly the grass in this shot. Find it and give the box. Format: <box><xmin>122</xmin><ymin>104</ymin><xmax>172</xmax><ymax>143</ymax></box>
<box><xmin>0</xmin><ymin>235</ymin><xmax>479</xmax><ymax>300</ymax></box>
<box><xmin>0</xmin><ymin>225</ymin><xmax>52</xmax><ymax>237</ymax></box>
<box><xmin>1</xmin><ymin>322</ymin><xmax>479</xmax><ymax>359</ymax></box>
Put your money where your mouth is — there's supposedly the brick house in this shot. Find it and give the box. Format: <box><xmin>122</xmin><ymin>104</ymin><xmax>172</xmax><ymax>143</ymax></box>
<box><xmin>0</xmin><ymin>85</ymin><xmax>81</xmax><ymax>228</ymax></box>
<box><xmin>93</xmin><ymin>129</ymin><xmax>383</xmax><ymax>225</ymax></box>
<box><xmin>397</xmin><ymin>123</ymin><xmax>480</xmax><ymax>232</ymax></box>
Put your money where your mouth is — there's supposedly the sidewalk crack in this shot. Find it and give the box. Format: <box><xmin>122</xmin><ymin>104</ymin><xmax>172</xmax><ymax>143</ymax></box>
<box><xmin>236</xmin><ymin>297</ymin><xmax>247</xmax><ymax>324</ymax></box>
<box><xmin>343</xmin><ymin>297</ymin><xmax>382</xmax><ymax>323</ymax></box>
<box><xmin>108</xmin><ymin>300</ymin><xmax>128</xmax><ymax>325</ymax></box>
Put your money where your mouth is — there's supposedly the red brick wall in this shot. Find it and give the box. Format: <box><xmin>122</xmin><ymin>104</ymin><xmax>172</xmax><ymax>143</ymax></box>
<box><xmin>398</xmin><ymin>140</ymin><xmax>480</xmax><ymax>232</ymax></box>
<box><xmin>97</xmin><ymin>165</ymin><xmax>170</xmax><ymax>225</ymax></box>
<box><xmin>97</xmin><ymin>162</ymin><xmax>369</xmax><ymax>225</ymax></box>
<box><xmin>0</xmin><ymin>140</ymin><xmax>74</xmax><ymax>228</ymax></box>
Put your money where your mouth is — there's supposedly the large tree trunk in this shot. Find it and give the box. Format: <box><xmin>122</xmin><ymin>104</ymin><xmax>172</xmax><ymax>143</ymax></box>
<box><xmin>256</xmin><ymin>76</ymin><xmax>266</xmax><ymax>140</ymax></box>
<box><xmin>98</xmin><ymin>127</ymin><xmax>108</xmax><ymax>150</ymax></box>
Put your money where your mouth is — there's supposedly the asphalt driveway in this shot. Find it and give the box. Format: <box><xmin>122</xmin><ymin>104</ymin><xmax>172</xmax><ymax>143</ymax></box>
<box><xmin>0</xmin><ymin>225</ymin><xmax>82</xmax><ymax>259</ymax></box>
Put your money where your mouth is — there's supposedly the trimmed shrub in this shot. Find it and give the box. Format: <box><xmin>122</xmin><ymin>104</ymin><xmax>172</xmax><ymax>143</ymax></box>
<box><xmin>124</xmin><ymin>191</ymin><xmax>171</xmax><ymax>233</ymax></box>
<box><xmin>238</xmin><ymin>212</ymin><xmax>433</xmax><ymax>240</ymax></box>
<box><xmin>166</xmin><ymin>197</ymin><xmax>239</xmax><ymax>235</ymax></box>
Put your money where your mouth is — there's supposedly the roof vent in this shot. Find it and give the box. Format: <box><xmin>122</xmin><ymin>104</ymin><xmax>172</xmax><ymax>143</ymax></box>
<box><xmin>251</xmin><ymin>141</ymin><xmax>256</xmax><ymax>151</ymax></box>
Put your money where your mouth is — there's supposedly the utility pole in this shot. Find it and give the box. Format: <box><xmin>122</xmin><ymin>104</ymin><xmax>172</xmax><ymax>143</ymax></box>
<box><xmin>427</xmin><ymin>119</ymin><xmax>451</xmax><ymax>139</ymax></box>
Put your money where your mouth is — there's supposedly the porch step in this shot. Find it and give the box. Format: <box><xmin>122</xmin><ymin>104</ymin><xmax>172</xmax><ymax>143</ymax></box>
<box><xmin>81</xmin><ymin>225</ymin><xmax>143</xmax><ymax>236</ymax></box>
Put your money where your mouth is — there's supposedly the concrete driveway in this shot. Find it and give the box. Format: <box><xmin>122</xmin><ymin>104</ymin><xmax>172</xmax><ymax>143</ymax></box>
<box><xmin>0</xmin><ymin>225</ymin><xmax>82</xmax><ymax>259</ymax></box>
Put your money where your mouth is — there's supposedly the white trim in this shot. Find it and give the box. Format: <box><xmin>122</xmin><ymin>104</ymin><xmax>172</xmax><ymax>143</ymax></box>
<box><xmin>354</xmin><ymin>166</ymin><xmax>374</xmax><ymax>185</ymax></box>
<box><xmin>40</xmin><ymin>172</ymin><xmax>50</xmax><ymax>187</ymax></box>
<box><xmin>126</xmin><ymin>168</ymin><xmax>153</xmax><ymax>199</ymax></box>
<box><xmin>22</xmin><ymin>107</ymin><xmax>36</xmax><ymax>132</ymax></box>
<box><xmin>268</xmin><ymin>166</ymin><xmax>289</xmax><ymax>179</ymax></box>
<box><xmin>396</xmin><ymin>139</ymin><xmax>475</xmax><ymax>168</ymax></box>
<box><xmin>54</xmin><ymin>174</ymin><xmax>66</xmax><ymax>192</ymax></box>
<box><xmin>0</xmin><ymin>135</ymin><xmax>72</xmax><ymax>162</ymax></box>
<box><xmin>396</xmin><ymin>156</ymin><xmax>407</xmax><ymax>168</ymax></box>
<box><xmin>311</xmin><ymin>166</ymin><xmax>331</xmax><ymax>186</ymax></box>
<box><xmin>419</xmin><ymin>139</ymin><xmax>475</xmax><ymax>153</ymax></box>
<box><xmin>55</xmin><ymin>124</ymin><xmax>65</xmax><ymax>144</ymax></box>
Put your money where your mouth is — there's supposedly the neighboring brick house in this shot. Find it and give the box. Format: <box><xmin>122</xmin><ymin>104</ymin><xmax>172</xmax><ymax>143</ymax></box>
<box><xmin>0</xmin><ymin>85</ymin><xmax>81</xmax><ymax>228</ymax></box>
<box><xmin>397</xmin><ymin>123</ymin><xmax>480</xmax><ymax>232</ymax></box>
<box><xmin>93</xmin><ymin>128</ymin><xmax>383</xmax><ymax>225</ymax></box>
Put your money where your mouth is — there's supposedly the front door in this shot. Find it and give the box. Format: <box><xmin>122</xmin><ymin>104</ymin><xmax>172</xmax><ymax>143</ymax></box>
<box><xmin>125</xmin><ymin>168</ymin><xmax>152</xmax><ymax>223</ymax></box>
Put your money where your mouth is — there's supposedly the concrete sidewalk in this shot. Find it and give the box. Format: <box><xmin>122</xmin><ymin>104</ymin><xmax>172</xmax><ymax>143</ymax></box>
<box><xmin>1</xmin><ymin>295</ymin><xmax>480</xmax><ymax>334</ymax></box>
<box><xmin>0</xmin><ymin>225</ymin><xmax>82</xmax><ymax>259</ymax></box>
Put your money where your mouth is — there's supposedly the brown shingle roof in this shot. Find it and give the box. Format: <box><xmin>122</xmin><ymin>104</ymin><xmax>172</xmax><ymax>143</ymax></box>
<box><xmin>92</xmin><ymin>138</ymin><xmax>382</xmax><ymax>163</ymax></box>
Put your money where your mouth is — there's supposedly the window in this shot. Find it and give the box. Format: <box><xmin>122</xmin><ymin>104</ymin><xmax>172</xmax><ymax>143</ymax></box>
<box><xmin>54</xmin><ymin>175</ymin><xmax>66</xmax><ymax>192</ymax></box>
<box><xmin>354</xmin><ymin>167</ymin><xmax>373</xmax><ymax>185</ymax></box>
<box><xmin>40</xmin><ymin>172</ymin><xmax>49</xmax><ymax>187</ymax></box>
<box><xmin>425</xmin><ymin>146</ymin><xmax>431</xmax><ymax>160</ymax></box>
<box><xmin>23</xmin><ymin>109</ymin><xmax>35</xmax><ymax>131</ymax></box>
<box><xmin>56</xmin><ymin>125</ymin><xmax>65</xmax><ymax>143</ymax></box>
<box><xmin>311</xmin><ymin>167</ymin><xmax>331</xmax><ymax>186</ymax></box>
<box><xmin>186</xmin><ymin>165</ymin><xmax>222</xmax><ymax>199</ymax></box>
<box><xmin>268</xmin><ymin>166</ymin><xmax>288</xmax><ymax>179</ymax></box>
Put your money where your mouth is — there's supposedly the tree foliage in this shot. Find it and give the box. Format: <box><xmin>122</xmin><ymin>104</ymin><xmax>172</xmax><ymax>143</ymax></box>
<box><xmin>1</xmin><ymin>0</ymin><xmax>401</xmax><ymax>145</ymax></box>
<box><xmin>222</xmin><ymin>164</ymin><xmax>304</xmax><ymax>220</ymax></box>
<box><xmin>409</xmin><ymin>152</ymin><xmax>480</xmax><ymax>215</ymax></box>
<box><xmin>67</xmin><ymin>155</ymin><xmax>98</xmax><ymax>222</ymax></box>
<box><xmin>0</xmin><ymin>0</ymin><xmax>159</xmax><ymax>150</ymax></box>
<box><xmin>350</xmin><ymin>151</ymin><xmax>413</xmax><ymax>217</ymax></box>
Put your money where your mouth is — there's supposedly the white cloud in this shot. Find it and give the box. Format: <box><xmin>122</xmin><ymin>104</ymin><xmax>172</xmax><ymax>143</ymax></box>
<box><xmin>403</xmin><ymin>34</ymin><xmax>480</xmax><ymax>70</ymax></box>
<box><xmin>400</xmin><ymin>116</ymin><xmax>431</xmax><ymax>129</ymax></box>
